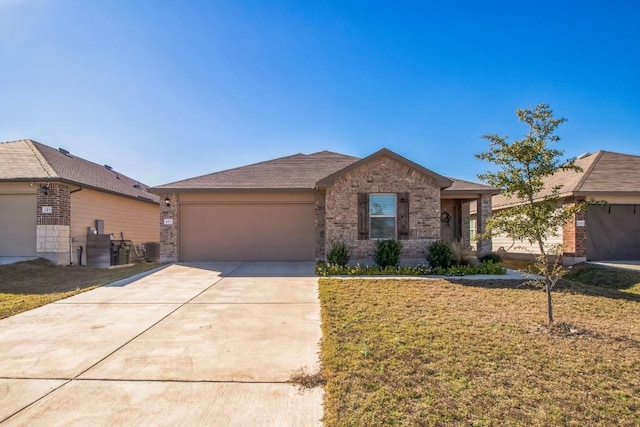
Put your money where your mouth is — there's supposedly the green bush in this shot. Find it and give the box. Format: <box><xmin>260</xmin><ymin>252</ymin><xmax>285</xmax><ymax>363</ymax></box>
<box><xmin>327</xmin><ymin>241</ymin><xmax>350</xmax><ymax>267</ymax></box>
<box><xmin>426</xmin><ymin>240</ymin><xmax>453</xmax><ymax>269</ymax></box>
<box><xmin>314</xmin><ymin>261</ymin><xmax>506</xmax><ymax>277</ymax></box>
<box><xmin>475</xmin><ymin>260</ymin><xmax>506</xmax><ymax>275</ymax></box>
<box><xmin>373</xmin><ymin>240</ymin><xmax>403</xmax><ymax>268</ymax></box>
<box><xmin>479</xmin><ymin>252</ymin><xmax>503</xmax><ymax>264</ymax></box>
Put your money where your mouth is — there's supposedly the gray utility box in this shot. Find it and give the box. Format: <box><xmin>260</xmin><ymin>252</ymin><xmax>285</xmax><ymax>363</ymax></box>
<box><xmin>86</xmin><ymin>234</ymin><xmax>111</xmax><ymax>268</ymax></box>
<box><xmin>144</xmin><ymin>242</ymin><xmax>160</xmax><ymax>262</ymax></box>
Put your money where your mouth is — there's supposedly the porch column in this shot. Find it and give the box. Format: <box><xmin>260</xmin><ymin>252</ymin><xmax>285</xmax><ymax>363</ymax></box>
<box><xmin>36</xmin><ymin>182</ymin><xmax>71</xmax><ymax>265</ymax></box>
<box><xmin>160</xmin><ymin>192</ymin><xmax>178</xmax><ymax>263</ymax></box>
<box><xmin>475</xmin><ymin>194</ymin><xmax>492</xmax><ymax>256</ymax></box>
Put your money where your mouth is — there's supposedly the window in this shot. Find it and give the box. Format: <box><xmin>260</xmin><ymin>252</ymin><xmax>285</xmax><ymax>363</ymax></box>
<box><xmin>369</xmin><ymin>194</ymin><xmax>396</xmax><ymax>239</ymax></box>
<box><xmin>469</xmin><ymin>219</ymin><xmax>476</xmax><ymax>240</ymax></box>
<box><xmin>358</xmin><ymin>192</ymin><xmax>409</xmax><ymax>240</ymax></box>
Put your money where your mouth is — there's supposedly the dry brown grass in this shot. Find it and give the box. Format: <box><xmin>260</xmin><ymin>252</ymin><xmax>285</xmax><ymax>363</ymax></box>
<box><xmin>0</xmin><ymin>258</ymin><xmax>161</xmax><ymax>319</ymax></box>
<box><xmin>319</xmin><ymin>278</ymin><xmax>640</xmax><ymax>426</ymax></box>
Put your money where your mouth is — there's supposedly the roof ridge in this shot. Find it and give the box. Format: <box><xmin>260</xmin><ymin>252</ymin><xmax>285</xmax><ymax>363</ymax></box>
<box><xmin>159</xmin><ymin>151</ymin><xmax>358</xmax><ymax>187</ymax></box>
<box><xmin>573</xmin><ymin>150</ymin><xmax>603</xmax><ymax>192</ymax></box>
<box><xmin>25</xmin><ymin>139</ymin><xmax>58</xmax><ymax>178</ymax></box>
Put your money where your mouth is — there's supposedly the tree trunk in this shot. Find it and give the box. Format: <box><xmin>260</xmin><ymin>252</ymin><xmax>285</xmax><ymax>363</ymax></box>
<box><xmin>546</xmin><ymin>278</ymin><xmax>554</xmax><ymax>323</ymax></box>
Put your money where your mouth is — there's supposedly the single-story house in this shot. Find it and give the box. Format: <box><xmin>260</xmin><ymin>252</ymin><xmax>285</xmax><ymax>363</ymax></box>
<box><xmin>471</xmin><ymin>150</ymin><xmax>640</xmax><ymax>263</ymax></box>
<box><xmin>0</xmin><ymin>139</ymin><xmax>160</xmax><ymax>265</ymax></box>
<box><xmin>150</xmin><ymin>148</ymin><xmax>498</xmax><ymax>263</ymax></box>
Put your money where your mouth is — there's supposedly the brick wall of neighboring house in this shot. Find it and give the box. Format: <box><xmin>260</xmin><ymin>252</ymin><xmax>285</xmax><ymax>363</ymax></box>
<box><xmin>36</xmin><ymin>182</ymin><xmax>71</xmax><ymax>264</ymax></box>
<box><xmin>159</xmin><ymin>192</ymin><xmax>179</xmax><ymax>262</ymax></box>
<box><xmin>562</xmin><ymin>198</ymin><xmax>587</xmax><ymax>263</ymax></box>
<box><xmin>323</xmin><ymin>155</ymin><xmax>441</xmax><ymax>261</ymax></box>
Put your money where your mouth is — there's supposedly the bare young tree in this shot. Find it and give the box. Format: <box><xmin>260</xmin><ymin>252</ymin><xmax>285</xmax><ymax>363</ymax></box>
<box><xmin>476</xmin><ymin>104</ymin><xmax>585</xmax><ymax>323</ymax></box>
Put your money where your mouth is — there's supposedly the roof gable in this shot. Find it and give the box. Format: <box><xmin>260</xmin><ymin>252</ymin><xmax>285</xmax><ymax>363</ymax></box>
<box><xmin>575</xmin><ymin>151</ymin><xmax>640</xmax><ymax>193</ymax></box>
<box><xmin>316</xmin><ymin>148</ymin><xmax>453</xmax><ymax>189</ymax></box>
<box><xmin>0</xmin><ymin>139</ymin><xmax>159</xmax><ymax>203</ymax></box>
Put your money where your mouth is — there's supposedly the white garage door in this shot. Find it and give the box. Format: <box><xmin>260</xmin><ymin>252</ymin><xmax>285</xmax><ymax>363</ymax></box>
<box><xmin>0</xmin><ymin>194</ymin><xmax>37</xmax><ymax>256</ymax></box>
<box><xmin>179</xmin><ymin>198</ymin><xmax>315</xmax><ymax>262</ymax></box>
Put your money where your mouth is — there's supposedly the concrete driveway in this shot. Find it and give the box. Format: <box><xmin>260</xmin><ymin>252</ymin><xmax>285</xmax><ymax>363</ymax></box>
<box><xmin>0</xmin><ymin>262</ymin><xmax>323</xmax><ymax>426</ymax></box>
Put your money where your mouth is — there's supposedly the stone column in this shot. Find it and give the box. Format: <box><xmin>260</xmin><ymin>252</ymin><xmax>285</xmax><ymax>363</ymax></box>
<box><xmin>160</xmin><ymin>193</ymin><xmax>179</xmax><ymax>263</ymax></box>
<box><xmin>36</xmin><ymin>182</ymin><xmax>71</xmax><ymax>265</ymax></box>
<box><xmin>475</xmin><ymin>194</ymin><xmax>493</xmax><ymax>256</ymax></box>
<box><xmin>314</xmin><ymin>189</ymin><xmax>326</xmax><ymax>261</ymax></box>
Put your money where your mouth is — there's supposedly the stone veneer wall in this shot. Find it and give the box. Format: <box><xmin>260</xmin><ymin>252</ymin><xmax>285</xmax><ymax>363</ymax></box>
<box><xmin>323</xmin><ymin>155</ymin><xmax>441</xmax><ymax>260</ymax></box>
<box><xmin>474</xmin><ymin>194</ymin><xmax>493</xmax><ymax>256</ymax></box>
<box><xmin>36</xmin><ymin>182</ymin><xmax>71</xmax><ymax>264</ymax></box>
<box><xmin>314</xmin><ymin>190</ymin><xmax>327</xmax><ymax>260</ymax></box>
<box><xmin>159</xmin><ymin>193</ymin><xmax>179</xmax><ymax>262</ymax></box>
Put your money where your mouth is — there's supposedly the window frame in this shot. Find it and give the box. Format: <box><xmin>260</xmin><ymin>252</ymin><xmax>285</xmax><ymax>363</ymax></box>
<box><xmin>369</xmin><ymin>193</ymin><xmax>397</xmax><ymax>240</ymax></box>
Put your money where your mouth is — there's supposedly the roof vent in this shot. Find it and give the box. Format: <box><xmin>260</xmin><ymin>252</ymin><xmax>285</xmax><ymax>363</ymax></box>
<box><xmin>58</xmin><ymin>148</ymin><xmax>72</xmax><ymax>157</ymax></box>
<box><xmin>133</xmin><ymin>182</ymin><xmax>141</xmax><ymax>189</ymax></box>
<box><xmin>104</xmin><ymin>164</ymin><xmax>113</xmax><ymax>171</ymax></box>
<box><xmin>577</xmin><ymin>152</ymin><xmax>592</xmax><ymax>159</ymax></box>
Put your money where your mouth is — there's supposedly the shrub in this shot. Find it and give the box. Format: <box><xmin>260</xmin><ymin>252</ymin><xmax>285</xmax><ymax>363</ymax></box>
<box><xmin>479</xmin><ymin>252</ymin><xmax>503</xmax><ymax>264</ymax></box>
<box><xmin>314</xmin><ymin>261</ymin><xmax>506</xmax><ymax>277</ymax></box>
<box><xmin>426</xmin><ymin>240</ymin><xmax>453</xmax><ymax>269</ymax></box>
<box><xmin>373</xmin><ymin>240</ymin><xmax>403</xmax><ymax>268</ymax></box>
<box><xmin>475</xmin><ymin>260</ymin><xmax>506</xmax><ymax>275</ymax></box>
<box><xmin>449</xmin><ymin>239</ymin><xmax>474</xmax><ymax>266</ymax></box>
<box><xmin>327</xmin><ymin>241</ymin><xmax>350</xmax><ymax>267</ymax></box>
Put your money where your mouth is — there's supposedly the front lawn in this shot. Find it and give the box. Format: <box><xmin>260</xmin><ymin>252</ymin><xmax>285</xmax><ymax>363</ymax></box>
<box><xmin>0</xmin><ymin>258</ymin><xmax>161</xmax><ymax>319</ymax></box>
<box><xmin>319</xmin><ymin>278</ymin><xmax>640</xmax><ymax>426</ymax></box>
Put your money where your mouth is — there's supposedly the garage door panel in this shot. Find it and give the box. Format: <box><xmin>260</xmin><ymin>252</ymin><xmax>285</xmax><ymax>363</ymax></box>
<box><xmin>587</xmin><ymin>205</ymin><xmax>640</xmax><ymax>260</ymax></box>
<box><xmin>180</xmin><ymin>203</ymin><xmax>315</xmax><ymax>262</ymax></box>
<box><xmin>0</xmin><ymin>194</ymin><xmax>37</xmax><ymax>256</ymax></box>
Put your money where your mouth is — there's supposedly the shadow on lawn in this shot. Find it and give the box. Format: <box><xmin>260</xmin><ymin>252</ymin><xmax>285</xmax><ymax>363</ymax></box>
<box><xmin>448</xmin><ymin>276</ymin><xmax>640</xmax><ymax>303</ymax></box>
<box><xmin>0</xmin><ymin>258</ymin><xmax>160</xmax><ymax>295</ymax></box>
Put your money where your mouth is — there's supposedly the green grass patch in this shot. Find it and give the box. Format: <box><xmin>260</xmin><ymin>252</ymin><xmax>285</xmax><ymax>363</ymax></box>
<box><xmin>501</xmin><ymin>258</ymin><xmax>537</xmax><ymax>271</ymax></box>
<box><xmin>0</xmin><ymin>258</ymin><xmax>161</xmax><ymax>319</ymax></box>
<box><xmin>564</xmin><ymin>263</ymin><xmax>640</xmax><ymax>295</ymax></box>
<box><xmin>319</xmin><ymin>278</ymin><xmax>640</xmax><ymax>426</ymax></box>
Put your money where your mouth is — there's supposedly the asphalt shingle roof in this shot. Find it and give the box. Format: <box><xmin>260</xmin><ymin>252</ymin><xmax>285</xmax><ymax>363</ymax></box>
<box><xmin>0</xmin><ymin>139</ymin><xmax>159</xmax><ymax>203</ymax></box>
<box><xmin>153</xmin><ymin>151</ymin><xmax>361</xmax><ymax>190</ymax></box>
<box><xmin>442</xmin><ymin>177</ymin><xmax>498</xmax><ymax>194</ymax></box>
<box><xmin>152</xmin><ymin>148</ymin><xmax>496</xmax><ymax>194</ymax></box>
<box><xmin>491</xmin><ymin>150</ymin><xmax>640</xmax><ymax>209</ymax></box>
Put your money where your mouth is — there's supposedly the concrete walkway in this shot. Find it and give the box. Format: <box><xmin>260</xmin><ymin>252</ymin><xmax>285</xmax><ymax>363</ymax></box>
<box><xmin>0</xmin><ymin>262</ymin><xmax>323</xmax><ymax>426</ymax></box>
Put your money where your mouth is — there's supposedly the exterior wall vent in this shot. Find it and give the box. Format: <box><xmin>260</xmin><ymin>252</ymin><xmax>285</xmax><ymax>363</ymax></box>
<box><xmin>58</xmin><ymin>148</ymin><xmax>72</xmax><ymax>157</ymax></box>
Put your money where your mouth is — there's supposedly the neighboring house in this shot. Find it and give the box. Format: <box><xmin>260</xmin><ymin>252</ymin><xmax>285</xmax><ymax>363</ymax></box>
<box><xmin>471</xmin><ymin>150</ymin><xmax>640</xmax><ymax>263</ymax></box>
<box><xmin>150</xmin><ymin>148</ymin><xmax>498</xmax><ymax>263</ymax></box>
<box><xmin>0</xmin><ymin>139</ymin><xmax>160</xmax><ymax>265</ymax></box>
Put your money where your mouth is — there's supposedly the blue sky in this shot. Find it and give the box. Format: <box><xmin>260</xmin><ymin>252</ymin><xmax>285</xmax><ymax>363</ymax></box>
<box><xmin>1</xmin><ymin>0</ymin><xmax>639</xmax><ymax>186</ymax></box>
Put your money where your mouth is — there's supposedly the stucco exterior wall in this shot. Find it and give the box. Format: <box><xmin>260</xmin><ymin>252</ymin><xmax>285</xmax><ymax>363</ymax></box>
<box><xmin>323</xmin><ymin>155</ymin><xmax>441</xmax><ymax>261</ymax></box>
